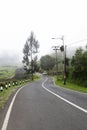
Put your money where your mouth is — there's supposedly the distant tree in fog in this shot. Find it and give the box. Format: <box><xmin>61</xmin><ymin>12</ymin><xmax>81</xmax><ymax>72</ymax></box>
<box><xmin>40</xmin><ymin>55</ymin><xmax>55</xmax><ymax>73</ymax></box>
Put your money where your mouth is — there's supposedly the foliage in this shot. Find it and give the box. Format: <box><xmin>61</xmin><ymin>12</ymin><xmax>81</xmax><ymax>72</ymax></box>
<box><xmin>69</xmin><ymin>46</ymin><xmax>87</xmax><ymax>86</ymax></box>
<box><xmin>22</xmin><ymin>31</ymin><xmax>39</xmax><ymax>74</ymax></box>
<box><xmin>40</xmin><ymin>55</ymin><xmax>55</xmax><ymax>72</ymax></box>
<box><xmin>0</xmin><ymin>66</ymin><xmax>17</xmax><ymax>80</ymax></box>
<box><xmin>33</xmin><ymin>56</ymin><xmax>40</xmax><ymax>72</ymax></box>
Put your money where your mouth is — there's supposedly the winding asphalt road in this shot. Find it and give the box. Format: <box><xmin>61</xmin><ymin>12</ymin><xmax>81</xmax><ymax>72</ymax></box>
<box><xmin>1</xmin><ymin>76</ymin><xmax>87</xmax><ymax>130</ymax></box>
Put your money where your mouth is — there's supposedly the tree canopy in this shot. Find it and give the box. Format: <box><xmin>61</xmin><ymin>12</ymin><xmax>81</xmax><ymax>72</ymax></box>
<box><xmin>40</xmin><ymin>55</ymin><xmax>55</xmax><ymax>72</ymax></box>
<box><xmin>70</xmin><ymin>46</ymin><xmax>87</xmax><ymax>86</ymax></box>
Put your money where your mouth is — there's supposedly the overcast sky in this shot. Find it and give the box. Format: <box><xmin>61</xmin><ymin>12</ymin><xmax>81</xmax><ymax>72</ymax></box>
<box><xmin>0</xmin><ymin>0</ymin><xmax>87</xmax><ymax>63</ymax></box>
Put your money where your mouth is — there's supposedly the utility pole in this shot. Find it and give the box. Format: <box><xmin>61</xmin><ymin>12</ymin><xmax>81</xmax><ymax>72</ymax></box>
<box><xmin>52</xmin><ymin>46</ymin><xmax>59</xmax><ymax>80</ymax></box>
<box><xmin>61</xmin><ymin>36</ymin><xmax>66</xmax><ymax>85</ymax></box>
<box><xmin>52</xmin><ymin>36</ymin><xmax>66</xmax><ymax>85</ymax></box>
<box><xmin>64</xmin><ymin>45</ymin><xmax>66</xmax><ymax>85</ymax></box>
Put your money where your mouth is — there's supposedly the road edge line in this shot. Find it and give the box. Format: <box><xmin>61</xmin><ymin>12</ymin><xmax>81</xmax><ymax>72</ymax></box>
<box><xmin>1</xmin><ymin>85</ymin><xmax>25</xmax><ymax>130</ymax></box>
<box><xmin>42</xmin><ymin>78</ymin><xmax>87</xmax><ymax>114</ymax></box>
<box><xmin>53</xmin><ymin>77</ymin><xmax>87</xmax><ymax>95</ymax></box>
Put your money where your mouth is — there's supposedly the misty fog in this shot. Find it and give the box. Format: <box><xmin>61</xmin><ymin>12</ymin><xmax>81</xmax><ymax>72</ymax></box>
<box><xmin>0</xmin><ymin>51</ymin><xmax>22</xmax><ymax>66</ymax></box>
<box><xmin>0</xmin><ymin>42</ymin><xmax>86</xmax><ymax>67</ymax></box>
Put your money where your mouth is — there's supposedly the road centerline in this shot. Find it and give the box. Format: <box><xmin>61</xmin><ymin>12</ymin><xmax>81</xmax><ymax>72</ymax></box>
<box><xmin>42</xmin><ymin>78</ymin><xmax>87</xmax><ymax>114</ymax></box>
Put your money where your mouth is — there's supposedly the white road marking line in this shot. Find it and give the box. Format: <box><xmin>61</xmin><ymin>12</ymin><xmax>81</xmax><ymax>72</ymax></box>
<box><xmin>1</xmin><ymin>86</ymin><xmax>25</xmax><ymax>130</ymax></box>
<box><xmin>42</xmin><ymin>78</ymin><xmax>87</xmax><ymax>114</ymax></box>
<box><xmin>1</xmin><ymin>79</ymin><xmax>41</xmax><ymax>130</ymax></box>
<box><xmin>53</xmin><ymin>78</ymin><xmax>87</xmax><ymax>95</ymax></box>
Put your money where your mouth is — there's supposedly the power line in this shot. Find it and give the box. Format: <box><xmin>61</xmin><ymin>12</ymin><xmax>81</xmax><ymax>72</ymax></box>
<box><xmin>67</xmin><ymin>38</ymin><xmax>87</xmax><ymax>46</ymax></box>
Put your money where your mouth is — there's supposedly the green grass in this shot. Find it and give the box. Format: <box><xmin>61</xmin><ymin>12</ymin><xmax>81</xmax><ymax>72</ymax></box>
<box><xmin>54</xmin><ymin>76</ymin><xmax>87</xmax><ymax>93</ymax></box>
<box><xmin>33</xmin><ymin>74</ymin><xmax>41</xmax><ymax>81</ymax></box>
<box><xmin>0</xmin><ymin>66</ymin><xmax>17</xmax><ymax>80</ymax></box>
<box><xmin>0</xmin><ymin>80</ymin><xmax>29</xmax><ymax>109</ymax></box>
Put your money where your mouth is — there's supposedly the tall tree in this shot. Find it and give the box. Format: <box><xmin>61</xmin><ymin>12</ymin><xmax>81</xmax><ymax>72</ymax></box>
<box><xmin>70</xmin><ymin>47</ymin><xmax>87</xmax><ymax>86</ymax></box>
<box><xmin>22</xmin><ymin>41</ymin><xmax>30</xmax><ymax>72</ymax></box>
<box><xmin>22</xmin><ymin>31</ymin><xmax>39</xmax><ymax>80</ymax></box>
<box><xmin>71</xmin><ymin>47</ymin><xmax>83</xmax><ymax>79</ymax></box>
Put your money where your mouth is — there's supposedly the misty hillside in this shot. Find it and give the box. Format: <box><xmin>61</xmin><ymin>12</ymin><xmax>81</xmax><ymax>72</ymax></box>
<box><xmin>0</xmin><ymin>54</ymin><xmax>22</xmax><ymax>66</ymax></box>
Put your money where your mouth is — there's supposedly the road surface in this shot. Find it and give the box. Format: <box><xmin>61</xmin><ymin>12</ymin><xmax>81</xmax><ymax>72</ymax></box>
<box><xmin>1</xmin><ymin>76</ymin><xmax>87</xmax><ymax>130</ymax></box>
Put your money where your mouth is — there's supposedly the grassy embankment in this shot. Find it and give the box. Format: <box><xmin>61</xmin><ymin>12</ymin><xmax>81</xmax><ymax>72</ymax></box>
<box><xmin>54</xmin><ymin>76</ymin><xmax>87</xmax><ymax>93</ymax></box>
<box><xmin>0</xmin><ymin>75</ymin><xmax>40</xmax><ymax>109</ymax></box>
<box><xmin>0</xmin><ymin>66</ymin><xmax>16</xmax><ymax>80</ymax></box>
<box><xmin>0</xmin><ymin>80</ymin><xmax>28</xmax><ymax>109</ymax></box>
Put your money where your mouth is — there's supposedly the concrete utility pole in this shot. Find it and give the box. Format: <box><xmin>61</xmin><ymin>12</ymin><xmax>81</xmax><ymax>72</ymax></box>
<box><xmin>52</xmin><ymin>46</ymin><xmax>59</xmax><ymax>80</ymax></box>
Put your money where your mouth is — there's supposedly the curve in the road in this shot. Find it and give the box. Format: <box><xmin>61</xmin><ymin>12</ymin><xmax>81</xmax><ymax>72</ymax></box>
<box><xmin>42</xmin><ymin>78</ymin><xmax>87</xmax><ymax>114</ymax></box>
<box><xmin>1</xmin><ymin>77</ymin><xmax>87</xmax><ymax>130</ymax></box>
